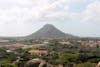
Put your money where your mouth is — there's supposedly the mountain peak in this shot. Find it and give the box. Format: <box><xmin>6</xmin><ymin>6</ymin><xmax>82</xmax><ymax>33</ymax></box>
<box><xmin>27</xmin><ymin>24</ymin><xmax>78</xmax><ymax>39</ymax></box>
<box><xmin>44</xmin><ymin>24</ymin><xmax>54</xmax><ymax>26</ymax></box>
<box><xmin>43</xmin><ymin>24</ymin><xmax>55</xmax><ymax>29</ymax></box>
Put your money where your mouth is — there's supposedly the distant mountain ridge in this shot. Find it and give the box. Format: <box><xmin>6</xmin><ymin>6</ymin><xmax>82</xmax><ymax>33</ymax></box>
<box><xmin>0</xmin><ymin>24</ymin><xmax>100</xmax><ymax>40</ymax></box>
<box><xmin>26</xmin><ymin>24</ymin><xmax>78</xmax><ymax>39</ymax></box>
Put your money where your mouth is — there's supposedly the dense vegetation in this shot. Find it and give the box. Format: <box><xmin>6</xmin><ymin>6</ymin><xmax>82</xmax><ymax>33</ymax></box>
<box><xmin>0</xmin><ymin>39</ymin><xmax>100</xmax><ymax>67</ymax></box>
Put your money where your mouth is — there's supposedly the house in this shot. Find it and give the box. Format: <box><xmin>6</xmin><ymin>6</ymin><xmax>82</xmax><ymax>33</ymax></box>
<box><xmin>29</xmin><ymin>49</ymin><xmax>48</xmax><ymax>55</ymax></box>
<box><xmin>0</xmin><ymin>39</ymin><xmax>9</xmax><ymax>42</ymax></box>
<box><xmin>10</xmin><ymin>43</ymin><xmax>25</xmax><ymax>47</ymax></box>
<box><xmin>59</xmin><ymin>41</ymin><xmax>72</xmax><ymax>45</ymax></box>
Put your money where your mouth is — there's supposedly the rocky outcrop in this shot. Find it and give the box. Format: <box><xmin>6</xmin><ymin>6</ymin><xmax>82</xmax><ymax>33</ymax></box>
<box><xmin>25</xmin><ymin>58</ymin><xmax>47</xmax><ymax>67</ymax></box>
<box><xmin>25</xmin><ymin>58</ymin><xmax>64</xmax><ymax>67</ymax></box>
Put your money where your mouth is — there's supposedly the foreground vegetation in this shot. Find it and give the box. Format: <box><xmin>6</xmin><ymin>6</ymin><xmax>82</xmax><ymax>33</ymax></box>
<box><xmin>0</xmin><ymin>39</ymin><xmax>100</xmax><ymax>67</ymax></box>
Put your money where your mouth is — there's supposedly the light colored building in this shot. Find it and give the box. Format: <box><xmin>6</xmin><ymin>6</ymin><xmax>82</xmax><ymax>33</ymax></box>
<box><xmin>29</xmin><ymin>49</ymin><xmax>48</xmax><ymax>55</ymax></box>
<box><xmin>10</xmin><ymin>43</ymin><xmax>25</xmax><ymax>47</ymax></box>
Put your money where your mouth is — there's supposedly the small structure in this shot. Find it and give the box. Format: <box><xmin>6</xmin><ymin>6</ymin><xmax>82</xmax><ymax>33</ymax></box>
<box><xmin>0</xmin><ymin>39</ymin><xmax>9</xmax><ymax>42</ymax></box>
<box><xmin>59</xmin><ymin>41</ymin><xmax>71</xmax><ymax>45</ymax></box>
<box><xmin>29</xmin><ymin>49</ymin><xmax>48</xmax><ymax>55</ymax></box>
<box><xmin>10</xmin><ymin>43</ymin><xmax>24</xmax><ymax>47</ymax></box>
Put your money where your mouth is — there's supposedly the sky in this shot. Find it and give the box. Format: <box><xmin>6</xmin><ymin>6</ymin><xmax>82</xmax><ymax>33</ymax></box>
<box><xmin>0</xmin><ymin>0</ymin><xmax>100</xmax><ymax>37</ymax></box>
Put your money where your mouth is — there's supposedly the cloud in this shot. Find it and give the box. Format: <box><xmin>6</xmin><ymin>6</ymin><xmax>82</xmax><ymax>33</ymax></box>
<box><xmin>0</xmin><ymin>0</ymin><xmax>33</xmax><ymax>5</ymax></box>
<box><xmin>82</xmin><ymin>1</ymin><xmax>100</xmax><ymax>23</ymax></box>
<box><xmin>59</xmin><ymin>0</ymin><xmax>95</xmax><ymax>3</ymax></box>
<box><xmin>0</xmin><ymin>0</ymin><xmax>71</xmax><ymax>24</ymax></box>
<box><xmin>0</xmin><ymin>0</ymin><xmax>97</xmax><ymax>24</ymax></box>
<box><xmin>0</xmin><ymin>0</ymin><xmax>99</xmax><ymax>36</ymax></box>
<box><xmin>0</xmin><ymin>0</ymin><xmax>71</xmax><ymax>36</ymax></box>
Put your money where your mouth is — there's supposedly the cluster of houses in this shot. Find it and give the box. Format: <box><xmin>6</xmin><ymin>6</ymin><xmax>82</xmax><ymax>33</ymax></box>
<box><xmin>0</xmin><ymin>42</ymin><xmax>48</xmax><ymax>56</ymax></box>
<box><xmin>55</xmin><ymin>40</ymin><xmax>100</xmax><ymax>47</ymax></box>
<box><xmin>77</xmin><ymin>40</ymin><xmax>100</xmax><ymax>47</ymax></box>
<box><xmin>0</xmin><ymin>39</ymin><xmax>100</xmax><ymax>56</ymax></box>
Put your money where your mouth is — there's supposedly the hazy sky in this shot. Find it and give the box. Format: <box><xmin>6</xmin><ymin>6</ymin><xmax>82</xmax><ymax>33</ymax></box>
<box><xmin>0</xmin><ymin>0</ymin><xmax>100</xmax><ymax>37</ymax></box>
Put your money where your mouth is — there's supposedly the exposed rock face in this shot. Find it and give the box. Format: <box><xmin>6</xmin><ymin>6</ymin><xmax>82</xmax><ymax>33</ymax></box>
<box><xmin>27</xmin><ymin>24</ymin><xmax>78</xmax><ymax>39</ymax></box>
<box><xmin>25</xmin><ymin>58</ymin><xmax>65</xmax><ymax>67</ymax></box>
<box><xmin>25</xmin><ymin>58</ymin><xmax>47</xmax><ymax>67</ymax></box>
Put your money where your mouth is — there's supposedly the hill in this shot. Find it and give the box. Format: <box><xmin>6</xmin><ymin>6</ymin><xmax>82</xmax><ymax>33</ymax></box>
<box><xmin>0</xmin><ymin>24</ymin><xmax>100</xmax><ymax>40</ymax></box>
<box><xmin>26</xmin><ymin>24</ymin><xmax>78</xmax><ymax>39</ymax></box>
